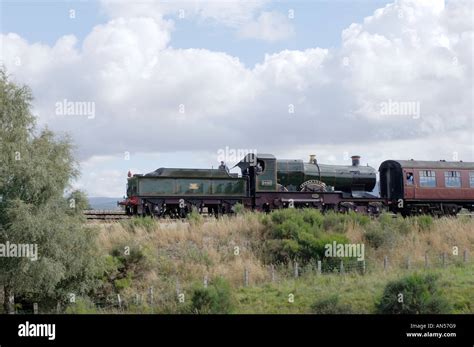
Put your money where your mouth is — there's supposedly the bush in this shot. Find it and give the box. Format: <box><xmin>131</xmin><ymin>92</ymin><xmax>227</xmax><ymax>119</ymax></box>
<box><xmin>416</xmin><ymin>215</ymin><xmax>433</xmax><ymax>231</ymax></box>
<box><xmin>187</xmin><ymin>207</ymin><xmax>203</xmax><ymax>225</ymax></box>
<box><xmin>364</xmin><ymin>214</ymin><xmax>408</xmax><ymax>249</ymax></box>
<box><xmin>348</xmin><ymin>211</ymin><xmax>371</xmax><ymax>227</ymax></box>
<box><xmin>64</xmin><ymin>297</ymin><xmax>98</xmax><ymax>314</ymax></box>
<box><xmin>98</xmin><ymin>244</ymin><xmax>154</xmax><ymax>294</ymax></box>
<box><xmin>232</xmin><ymin>203</ymin><xmax>245</xmax><ymax>215</ymax></box>
<box><xmin>322</xmin><ymin>212</ymin><xmax>349</xmax><ymax>233</ymax></box>
<box><xmin>376</xmin><ymin>273</ymin><xmax>451</xmax><ymax>314</ymax></box>
<box><xmin>364</xmin><ymin>225</ymin><xmax>396</xmax><ymax>249</ymax></box>
<box><xmin>114</xmin><ymin>275</ymin><xmax>133</xmax><ymax>292</ymax></box>
<box><xmin>379</xmin><ymin>213</ymin><xmax>411</xmax><ymax>235</ymax></box>
<box><xmin>189</xmin><ymin>277</ymin><xmax>233</xmax><ymax>314</ymax></box>
<box><xmin>311</xmin><ymin>295</ymin><xmax>353</xmax><ymax>314</ymax></box>
<box><xmin>263</xmin><ymin>209</ymin><xmax>351</xmax><ymax>263</ymax></box>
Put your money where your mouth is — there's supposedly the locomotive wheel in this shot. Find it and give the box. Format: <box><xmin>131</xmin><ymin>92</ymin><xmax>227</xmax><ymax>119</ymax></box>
<box><xmin>339</xmin><ymin>202</ymin><xmax>356</xmax><ymax>213</ymax></box>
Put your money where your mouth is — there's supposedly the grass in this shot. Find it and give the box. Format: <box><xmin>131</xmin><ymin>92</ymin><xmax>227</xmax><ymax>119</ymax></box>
<box><xmin>84</xmin><ymin>211</ymin><xmax>474</xmax><ymax>314</ymax></box>
<box><xmin>234</xmin><ymin>265</ymin><xmax>474</xmax><ymax>314</ymax></box>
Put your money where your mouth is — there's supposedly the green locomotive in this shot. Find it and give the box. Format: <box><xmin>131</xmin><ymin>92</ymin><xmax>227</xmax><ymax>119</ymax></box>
<box><xmin>120</xmin><ymin>153</ymin><xmax>377</xmax><ymax>217</ymax></box>
<box><xmin>237</xmin><ymin>154</ymin><xmax>376</xmax><ymax>194</ymax></box>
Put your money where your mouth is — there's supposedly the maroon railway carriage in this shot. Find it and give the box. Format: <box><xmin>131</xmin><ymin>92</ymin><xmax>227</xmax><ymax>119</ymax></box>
<box><xmin>379</xmin><ymin>160</ymin><xmax>474</xmax><ymax>215</ymax></box>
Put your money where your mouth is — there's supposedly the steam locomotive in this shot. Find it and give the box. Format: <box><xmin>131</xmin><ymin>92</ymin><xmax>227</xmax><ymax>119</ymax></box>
<box><xmin>119</xmin><ymin>153</ymin><xmax>474</xmax><ymax>217</ymax></box>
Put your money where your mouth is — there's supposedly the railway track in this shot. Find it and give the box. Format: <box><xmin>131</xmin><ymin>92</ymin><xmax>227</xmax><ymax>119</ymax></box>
<box><xmin>84</xmin><ymin>210</ymin><xmax>131</xmax><ymax>221</ymax></box>
<box><xmin>84</xmin><ymin>209</ymin><xmax>473</xmax><ymax>222</ymax></box>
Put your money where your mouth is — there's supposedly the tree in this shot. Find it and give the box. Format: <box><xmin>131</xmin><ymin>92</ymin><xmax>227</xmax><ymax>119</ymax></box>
<box><xmin>0</xmin><ymin>69</ymin><xmax>99</xmax><ymax>312</ymax></box>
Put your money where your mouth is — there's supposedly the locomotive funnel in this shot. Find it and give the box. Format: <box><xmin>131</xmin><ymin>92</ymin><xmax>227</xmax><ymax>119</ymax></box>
<box><xmin>351</xmin><ymin>155</ymin><xmax>361</xmax><ymax>166</ymax></box>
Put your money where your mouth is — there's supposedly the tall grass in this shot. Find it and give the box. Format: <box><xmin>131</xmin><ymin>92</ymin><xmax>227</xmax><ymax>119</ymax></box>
<box><xmin>89</xmin><ymin>210</ymin><xmax>473</xmax><ymax>313</ymax></box>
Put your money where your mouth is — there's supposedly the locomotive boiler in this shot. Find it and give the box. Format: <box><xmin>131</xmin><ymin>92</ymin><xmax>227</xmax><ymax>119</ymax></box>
<box><xmin>276</xmin><ymin>155</ymin><xmax>376</xmax><ymax>193</ymax></box>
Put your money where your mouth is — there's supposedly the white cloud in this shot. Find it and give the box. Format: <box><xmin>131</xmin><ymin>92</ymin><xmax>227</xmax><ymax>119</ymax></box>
<box><xmin>100</xmin><ymin>0</ymin><xmax>269</xmax><ymax>28</ymax></box>
<box><xmin>238</xmin><ymin>11</ymin><xmax>294</xmax><ymax>42</ymax></box>
<box><xmin>100</xmin><ymin>0</ymin><xmax>294</xmax><ymax>42</ymax></box>
<box><xmin>1</xmin><ymin>0</ymin><xmax>472</xmax><ymax>196</ymax></box>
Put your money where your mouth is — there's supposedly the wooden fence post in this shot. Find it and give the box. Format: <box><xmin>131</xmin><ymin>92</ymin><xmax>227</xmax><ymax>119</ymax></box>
<box><xmin>340</xmin><ymin>260</ymin><xmax>345</xmax><ymax>275</ymax></box>
<box><xmin>362</xmin><ymin>260</ymin><xmax>366</xmax><ymax>275</ymax></box>
<box><xmin>176</xmin><ymin>279</ymin><xmax>181</xmax><ymax>299</ymax></box>
<box><xmin>294</xmin><ymin>262</ymin><xmax>299</xmax><ymax>278</ymax></box>
<box><xmin>270</xmin><ymin>264</ymin><xmax>276</xmax><ymax>282</ymax></box>
<box><xmin>148</xmin><ymin>287</ymin><xmax>154</xmax><ymax>305</ymax></box>
<box><xmin>33</xmin><ymin>303</ymin><xmax>38</xmax><ymax>315</ymax></box>
<box><xmin>117</xmin><ymin>294</ymin><xmax>122</xmax><ymax>309</ymax></box>
<box><xmin>383</xmin><ymin>256</ymin><xmax>388</xmax><ymax>271</ymax></box>
<box><xmin>203</xmin><ymin>275</ymin><xmax>208</xmax><ymax>288</ymax></box>
<box><xmin>406</xmin><ymin>256</ymin><xmax>411</xmax><ymax>270</ymax></box>
<box><xmin>8</xmin><ymin>295</ymin><xmax>14</xmax><ymax>314</ymax></box>
<box><xmin>317</xmin><ymin>260</ymin><xmax>322</xmax><ymax>275</ymax></box>
<box><xmin>244</xmin><ymin>268</ymin><xmax>249</xmax><ymax>287</ymax></box>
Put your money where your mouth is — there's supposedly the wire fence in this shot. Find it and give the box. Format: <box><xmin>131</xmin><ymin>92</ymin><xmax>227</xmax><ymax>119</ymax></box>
<box><xmin>3</xmin><ymin>249</ymin><xmax>471</xmax><ymax>314</ymax></box>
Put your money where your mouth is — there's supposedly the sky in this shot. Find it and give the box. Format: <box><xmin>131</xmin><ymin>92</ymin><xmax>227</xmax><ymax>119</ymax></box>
<box><xmin>1</xmin><ymin>0</ymin><xmax>473</xmax><ymax>197</ymax></box>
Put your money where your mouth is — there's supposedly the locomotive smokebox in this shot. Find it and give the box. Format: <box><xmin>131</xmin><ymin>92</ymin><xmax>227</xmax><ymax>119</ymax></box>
<box><xmin>351</xmin><ymin>155</ymin><xmax>361</xmax><ymax>166</ymax></box>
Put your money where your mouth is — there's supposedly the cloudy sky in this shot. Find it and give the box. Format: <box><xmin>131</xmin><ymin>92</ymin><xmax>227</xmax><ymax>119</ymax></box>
<box><xmin>1</xmin><ymin>0</ymin><xmax>472</xmax><ymax>197</ymax></box>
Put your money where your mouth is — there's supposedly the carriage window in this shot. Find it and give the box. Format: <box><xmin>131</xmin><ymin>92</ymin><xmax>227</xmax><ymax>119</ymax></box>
<box><xmin>444</xmin><ymin>171</ymin><xmax>461</xmax><ymax>188</ymax></box>
<box><xmin>405</xmin><ymin>172</ymin><xmax>414</xmax><ymax>185</ymax></box>
<box><xmin>469</xmin><ymin>172</ymin><xmax>474</xmax><ymax>188</ymax></box>
<box><xmin>419</xmin><ymin>170</ymin><xmax>436</xmax><ymax>187</ymax></box>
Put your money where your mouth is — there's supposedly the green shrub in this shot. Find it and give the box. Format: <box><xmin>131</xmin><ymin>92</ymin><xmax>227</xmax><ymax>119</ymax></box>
<box><xmin>187</xmin><ymin>207</ymin><xmax>203</xmax><ymax>225</ymax></box>
<box><xmin>64</xmin><ymin>297</ymin><xmax>98</xmax><ymax>314</ymax></box>
<box><xmin>232</xmin><ymin>203</ymin><xmax>245</xmax><ymax>215</ymax></box>
<box><xmin>189</xmin><ymin>277</ymin><xmax>234</xmax><ymax>314</ymax></box>
<box><xmin>379</xmin><ymin>213</ymin><xmax>411</xmax><ymax>235</ymax></box>
<box><xmin>348</xmin><ymin>211</ymin><xmax>371</xmax><ymax>227</ymax></box>
<box><xmin>364</xmin><ymin>225</ymin><xmax>396</xmax><ymax>249</ymax></box>
<box><xmin>322</xmin><ymin>212</ymin><xmax>349</xmax><ymax>233</ymax></box>
<box><xmin>300</xmin><ymin>209</ymin><xmax>324</xmax><ymax>228</ymax></box>
<box><xmin>364</xmin><ymin>214</ymin><xmax>407</xmax><ymax>248</ymax></box>
<box><xmin>263</xmin><ymin>209</ymin><xmax>350</xmax><ymax>263</ymax></box>
<box><xmin>416</xmin><ymin>215</ymin><xmax>433</xmax><ymax>231</ymax></box>
<box><xmin>111</xmin><ymin>244</ymin><xmax>149</xmax><ymax>270</ymax></box>
<box><xmin>376</xmin><ymin>273</ymin><xmax>451</xmax><ymax>314</ymax></box>
<box><xmin>270</xmin><ymin>208</ymin><xmax>301</xmax><ymax>225</ymax></box>
<box><xmin>114</xmin><ymin>275</ymin><xmax>133</xmax><ymax>291</ymax></box>
<box><xmin>311</xmin><ymin>295</ymin><xmax>353</xmax><ymax>314</ymax></box>
<box><xmin>100</xmin><ymin>244</ymin><xmax>154</xmax><ymax>293</ymax></box>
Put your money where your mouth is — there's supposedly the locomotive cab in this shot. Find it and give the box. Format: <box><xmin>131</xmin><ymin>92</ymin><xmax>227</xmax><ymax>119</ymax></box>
<box><xmin>236</xmin><ymin>153</ymin><xmax>278</xmax><ymax>194</ymax></box>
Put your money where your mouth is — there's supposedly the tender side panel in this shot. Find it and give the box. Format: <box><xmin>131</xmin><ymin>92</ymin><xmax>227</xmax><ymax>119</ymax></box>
<box><xmin>138</xmin><ymin>177</ymin><xmax>246</xmax><ymax>196</ymax></box>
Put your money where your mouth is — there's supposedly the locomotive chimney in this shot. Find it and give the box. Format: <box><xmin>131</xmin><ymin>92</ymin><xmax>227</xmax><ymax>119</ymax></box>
<box><xmin>309</xmin><ymin>154</ymin><xmax>317</xmax><ymax>164</ymax></box>
<box><xmin>351</xmin><ymin>155</ymin><xmax>360</xmax><ymax>166</ymax></box>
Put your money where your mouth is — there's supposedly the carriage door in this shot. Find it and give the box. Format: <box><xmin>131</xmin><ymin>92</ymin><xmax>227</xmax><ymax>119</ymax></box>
<box><xmin>403</xmin><ymin>169</ymin><xmax>415</xmax><ymax>199</ymax></box>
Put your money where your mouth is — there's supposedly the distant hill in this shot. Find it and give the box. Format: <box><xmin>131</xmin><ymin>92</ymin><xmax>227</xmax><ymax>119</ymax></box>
<box><xmin>88</xmin><ymin>197</ymin><xmax>122</xmax><ymax>210</ymax></box>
